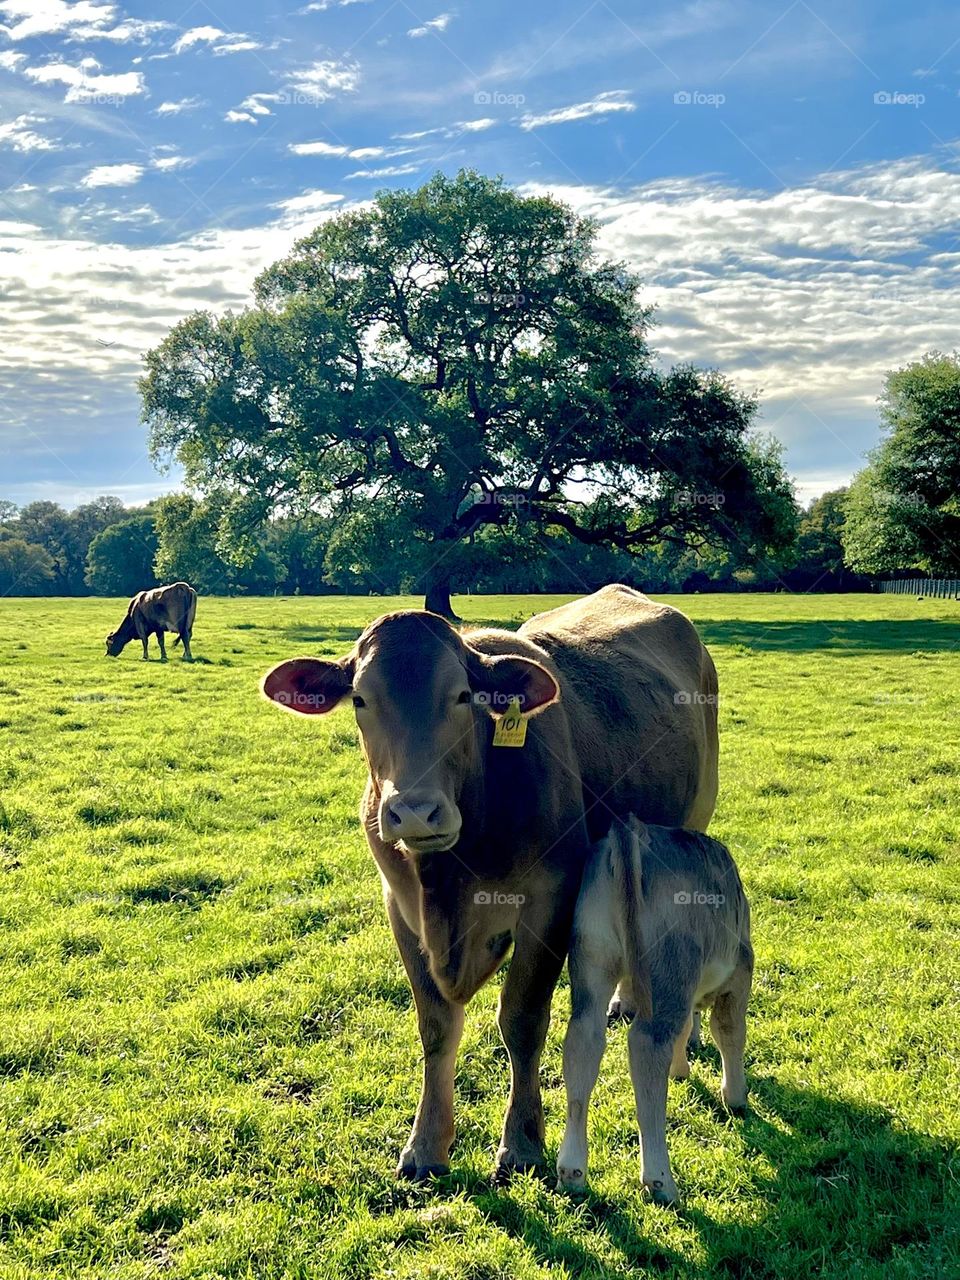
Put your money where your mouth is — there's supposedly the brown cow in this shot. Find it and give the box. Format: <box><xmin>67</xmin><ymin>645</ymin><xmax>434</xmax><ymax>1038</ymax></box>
<box><xmin>557</xmin><ymin>815</ymin><xmax>752</xmax><ymax>1205</ymax></box>
<box><xmin>261</xmin><ymin>585</ymin><xmax>718</xmax><ymax>1181</ymax></box>
<box><xmin>105</xmin><ymin>582</ymin><xmax>197</xmax><ymax>662</ymax></box>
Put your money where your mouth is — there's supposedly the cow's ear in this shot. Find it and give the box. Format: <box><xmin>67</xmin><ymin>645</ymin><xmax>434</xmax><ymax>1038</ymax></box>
<box><xmin>261</xmin><ymin>657</ymin><xmax>354</xmax><ymax>715</ymax></box>
<box><xmin>466</xmin><ymin>652</ymin><xmax>559</xmax><ymax>717</ymax></box>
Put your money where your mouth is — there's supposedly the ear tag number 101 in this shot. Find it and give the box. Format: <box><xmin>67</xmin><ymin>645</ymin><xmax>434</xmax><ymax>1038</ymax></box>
<box><xmin>493</xmin><ymin>697</ymin><xmax>527</xmax><ymax>748</ymax></box>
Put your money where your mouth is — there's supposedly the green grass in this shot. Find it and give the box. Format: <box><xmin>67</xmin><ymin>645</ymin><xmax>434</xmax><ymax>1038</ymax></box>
<box><xmin>0</xmin><ymin>591</ymin><xmax>957</xmax><ymax>1279</ymax></box>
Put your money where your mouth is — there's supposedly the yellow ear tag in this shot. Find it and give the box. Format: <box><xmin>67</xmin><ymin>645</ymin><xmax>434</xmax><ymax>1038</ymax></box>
<box><xmin>492</xmin><ymin>697</ymin><xmax>528</xmax><ymax>748</ymax></box>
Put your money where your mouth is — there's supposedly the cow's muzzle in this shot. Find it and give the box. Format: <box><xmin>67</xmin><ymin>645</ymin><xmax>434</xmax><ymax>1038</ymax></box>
<box><xmin>378</xmin><ymin>789</ymin><xmax>462</xmax><ymax>852</ymax></box>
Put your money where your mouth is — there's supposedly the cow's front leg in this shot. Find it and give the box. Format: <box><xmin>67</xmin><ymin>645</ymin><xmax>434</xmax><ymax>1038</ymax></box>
<box><xmin>494</xmin><ymin>896</ymin><xmax>572</xmax><ymax>1182</ymax></box>
<box><xmin>140</xmin><ymin>634</ymin><xmax>149</xmax><ymax>660</ymax></box>
<box><xmin>156</xmin><ymin>631</ymin><xmax>168</xmax><ymax>663</ymax></box>
<box><xmin>386</xmin><ymin>895</ymin><xmax>464</xmax><ymax>1179</ymax></box>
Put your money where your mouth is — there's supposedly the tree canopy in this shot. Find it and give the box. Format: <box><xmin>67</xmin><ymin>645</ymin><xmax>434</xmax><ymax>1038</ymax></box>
<box><xmin>843</xmin><ymin>352</ymin><xmax>960</xmax><ymax>575</ymax></box>
<box><xmin>141</xmin><ymin>169</ymin><xmax>796</xmax><ymax>614</ymax></box>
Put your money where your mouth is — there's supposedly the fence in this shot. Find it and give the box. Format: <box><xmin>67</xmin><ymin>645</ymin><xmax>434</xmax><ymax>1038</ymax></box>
<box><xmin>876</xmin><ymin>578</ymin><xmax>960</xmax><ymax>598</ymax></box>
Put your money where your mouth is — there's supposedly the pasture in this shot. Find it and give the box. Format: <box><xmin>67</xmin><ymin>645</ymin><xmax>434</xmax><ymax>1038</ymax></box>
<box><xmin>0</xmin><ymin>592</ymin><xmax>957</xmax><ymax>1280</ymax></box>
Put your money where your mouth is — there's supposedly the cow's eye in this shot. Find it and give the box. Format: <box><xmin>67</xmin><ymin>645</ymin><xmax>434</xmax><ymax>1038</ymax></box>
<box><xmin>457</xmin><ymin>690</ymin><xmax>473</xmax><ymax>704</ymax></box>
<box><xmin>352</xmin><ymin>695</ymin><xmax>366</xmax><ymax>709</ymax></box>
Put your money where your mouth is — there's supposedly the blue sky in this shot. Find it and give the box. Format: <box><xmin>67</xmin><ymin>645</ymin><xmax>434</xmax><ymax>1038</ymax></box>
<box><xmin>2</xmin><ymin>0</ymin><xmax>960</xmax><ymax>508</ymax></box>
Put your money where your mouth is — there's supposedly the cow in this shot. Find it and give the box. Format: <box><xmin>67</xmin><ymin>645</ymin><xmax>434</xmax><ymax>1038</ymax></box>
<box><xmin>557</xmin><ymin>815</ymin><xmax>752</xmax><ymax>1205</ymax></box>
<box><xmin>260</xmin><ymin>584</ymin><xmax>719</xmax><ymax>1181</ymax></box>
<box><xmin>105</xmin><ymin>582</ymin><xmax>197</xmax><ymax>662</ymax></box>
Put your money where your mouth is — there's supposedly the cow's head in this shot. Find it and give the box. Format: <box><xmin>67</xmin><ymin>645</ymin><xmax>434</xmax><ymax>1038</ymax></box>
<box><xmin>261</xmin><ymin>611</ymin><xmax>559</xmax><ymax>854</ymax></box>
<box><xmin>104</xmin><ymin>631</ymin><xmax>126</xmax><ymax>657</ymax></box>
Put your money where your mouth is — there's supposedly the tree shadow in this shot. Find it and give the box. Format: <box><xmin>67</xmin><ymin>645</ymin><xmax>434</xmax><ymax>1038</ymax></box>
<box><xmin>695</xmin><ymin>617</ymin><xmax>960</xmax><ymax>655</ymax></box>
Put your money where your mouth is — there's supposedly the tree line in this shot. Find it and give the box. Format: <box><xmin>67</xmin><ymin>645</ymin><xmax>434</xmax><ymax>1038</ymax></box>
<box><xmin>0</xmin><ymin>485</ymin><xmax>869</xmax><ymax>598</ymax></box>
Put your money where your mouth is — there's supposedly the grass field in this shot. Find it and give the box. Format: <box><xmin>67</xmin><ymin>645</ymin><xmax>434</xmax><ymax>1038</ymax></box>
<box><xmin>0</xmin><ymin>591</ymin><xmax>958</xmax><ymax>1279</ymax></box>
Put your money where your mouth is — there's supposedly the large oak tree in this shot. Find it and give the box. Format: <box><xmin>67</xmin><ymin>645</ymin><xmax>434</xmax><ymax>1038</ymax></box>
<box><xmin>141</xmin><ymin>170</ymin><xmax>795</xmax><ymax>615</ymax></box>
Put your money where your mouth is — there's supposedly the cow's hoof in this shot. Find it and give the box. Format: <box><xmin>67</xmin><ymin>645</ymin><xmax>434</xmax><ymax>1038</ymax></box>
<box><xmin>492</xmin><ymin>1152</ymin><xmax>545</xmax><ymax>1186</ymax></box>
<box><xmin>724</xmin><ymin>1099</ymin><xmax>747</xmax><ymax>1119</ymax></box>
<box><xmin>643</xmin><ymin>1178</ymin><xmax>680</xmax><ymax>1207</ymax></box>
<box><xmin>396</xmin><ymin>1159</ymin><xmax>449</xmax><ymax>1182</ymax></box>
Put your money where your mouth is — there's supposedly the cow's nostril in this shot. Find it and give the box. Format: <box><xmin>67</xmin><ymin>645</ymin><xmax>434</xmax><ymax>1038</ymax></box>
<box><xmin>426</xmin><ymin>805</ymin><xmax>442</xmax><ymax>827</ymax></box>
<box><xmin>387</xmin><ymin>807</ymin><xmax>402</xmax><ymax>828</ymax></box>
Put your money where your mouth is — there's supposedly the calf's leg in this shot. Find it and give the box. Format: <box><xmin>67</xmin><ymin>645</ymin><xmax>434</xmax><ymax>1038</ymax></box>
<box><xmin>557</xmin><ymin>954</ymin><xmax>618</xmax><ymax>1191</ymax></box>
<box><xmin>628</xmin><ymin>1015</ymin><xmax>685</xmax><ymax>1205</ymax></box>
<box><xmin>709</xmin><ymin>949</ymin><xmax>752</xmax><ymax>1116</ymax></box>
<box><xmin>386</xmin><ymin>896</ymin><xmax>464</xmax><ymax>1179</ymax></box>
<box><xmin>670</xmin><ymin>1011</ymin><xmax>693</xmax><ymax>1080</ymax></box>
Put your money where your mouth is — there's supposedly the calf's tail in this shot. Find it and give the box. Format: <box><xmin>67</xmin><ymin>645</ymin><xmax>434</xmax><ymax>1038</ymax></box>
<box><xmin>613</xmin><ymin>817</ymin><xmax>654</xmax><ymax>1020</ymax></box>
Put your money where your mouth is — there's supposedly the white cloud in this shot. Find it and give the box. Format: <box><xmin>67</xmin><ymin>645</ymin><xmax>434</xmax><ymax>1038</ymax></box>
<box><xmin>0</xmin><ymin>1</ymin><xmax>114</xmax><ymax>40</ymax></box>
<box><xmin>152</xmin><ymin>154</ymin><xmax>190</xmax><ymax>171</ymax></box>
<box><xmin>225</xmin><ymin>110</ymin><xmax>257</xmax><ymax>124</ymax></box>
<box><xmin>154</xmin><ymin>96</ymin><xmax>203</xmax><ymax>115</ymax></box>
<box><xmin>23</xmin><ymin>60</ymin><xmax>145</xmax><ymax>102</ymax></box>
<box><xmin>289</xmin><ymin>140</ymin><xmax>412</xmax><ymax>159</ymax></box>
<box><xmin>67</xmin><ymin>18</ymin><xmax>170</xmax><ymax>42</ymax></box>
<box><xmin>0</xmin><ymin>113</ymin><xmax>58</xmax><ymax>151</ymax></box>
<box><xmin>520</xmin><ymin>89</ymin><xmax>636</xmax><ymax>130</ymax></box>
<box><xmin>214</xmin><ymin>39</ymin><xmax>263</xmax><ymax>54</ymax></box>
<box><xmin>408</xmin><ymin>13</ymin><xmax>453</xmax><ymax>37</ymax></box>
<box><xmin>457</xmin><ymin>117</ymin><xmax>495</xmax><ymax>132</ymax></box>
<box><xmin>79</xmin><ymin>162</ymin><xmax>143</xmax><ymax>188</ymax></box>
<box><xmin>287</xmin><ymin>58</ymin><xmax>360</xmax><ymax>100</ymax></box>
<box><xmin>0</xmin><ymin>50</ymin><xmax>26</xmax><ymax>70</ymax></box>
<box><xmin>171</xmin><ymin>25</ymin><xmax>222</xmax><ymax>52</ymax></box>
<box><xmin>345</xmin><ymin>163</ymin><xmax>419</xmax><ymax>178</ymax></box>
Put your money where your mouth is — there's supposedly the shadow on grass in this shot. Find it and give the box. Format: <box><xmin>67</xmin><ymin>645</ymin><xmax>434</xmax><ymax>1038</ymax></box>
<box><xmin>695</xmin><ymin>617</ymin><xmax>960</xmax><ymax>655</ymax></box>
<box><xmin>280</xmin><ymin>624</ymin><xmax>365</xmax><ymax>650</ymax></box>
<box><xmin>422</xmin><ymin>1074</ymin><xmax>957</xmax><ymax>1279</ymax></box>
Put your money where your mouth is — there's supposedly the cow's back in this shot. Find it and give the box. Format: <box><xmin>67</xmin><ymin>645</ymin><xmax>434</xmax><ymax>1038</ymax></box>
<box><xmin>133</xmin><ymin>582</ymin><xmax>196</xmax><ymax>631</ymax></box>
<box><xmin>519</xmin><ymin>585</ymin><xmax>718</xmax><ymax>832</ymax></box>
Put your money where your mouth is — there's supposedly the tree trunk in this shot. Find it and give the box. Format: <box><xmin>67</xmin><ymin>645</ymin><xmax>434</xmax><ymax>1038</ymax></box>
<box><xmin>424</xmin><ymin>576</ymin><xmax>459</xmax><ymax>620</ymax></box>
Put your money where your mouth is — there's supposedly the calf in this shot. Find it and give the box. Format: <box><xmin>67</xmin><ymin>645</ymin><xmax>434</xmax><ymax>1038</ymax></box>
<box><xmin>557</xmin><ymin>815</ymin><xmax>752</xmax><ymax>1205</ymax></box>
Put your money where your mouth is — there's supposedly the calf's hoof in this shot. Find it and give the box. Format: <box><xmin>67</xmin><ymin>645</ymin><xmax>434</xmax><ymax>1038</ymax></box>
<box><xmin>556</xmin><ymin>1163</ymin><xmax>587</xmax><ymax>1193</ymax></box>
<box><xmin>643</xmin><ymin>1177</ymin><xmax>680</xmax><ymax>1207</ymax></box>
<box><xmin>724</xmin><ymin>1098</ymin><xmax>747</xmax><ymax>1119</ymax></box>
<box><xmin>396</xmin><ymin>1157</ymin><xmax>450</xmax><ymax>1182</ymax></box>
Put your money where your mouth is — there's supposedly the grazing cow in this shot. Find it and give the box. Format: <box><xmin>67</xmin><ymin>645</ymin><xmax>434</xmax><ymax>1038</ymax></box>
<box><xmin>261</xmin><ymin>585</ymin><xmax>719</xmax><ymax>1181</ymax></box>
<box><xmin>557</xmin><ymin>815</ymin><xmax>752</xmax><ymax>1205</ymax></box>
<box><xmin>105</xmin><ymin>582</ymin><xmax>197</xmax><ymax>662</ymax></box>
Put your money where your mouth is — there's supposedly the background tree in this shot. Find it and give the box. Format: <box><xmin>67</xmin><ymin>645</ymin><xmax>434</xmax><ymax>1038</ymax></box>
<box><xmin>141</xmin><ymin>170</ymin><xmax>796</xmax><ymax>616</ymax></box>
<box><xmin>0</xmin><ymin>539</ymin><xmax>55</xmax><ymax>596</ymax></box>
<box><xmin>154</xmin><ymin>494</ymin><xmax>285</xmax><ymax>594</ymax></box>
<box><xmin>843</xmin><ymin>352</ymin><xmax>960</xmax><ymax>575</ymax></box>
<box><xmin>85</xmin><ymin>513</ymin><xmax>159</xmax><ymax>596</ymax></box>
